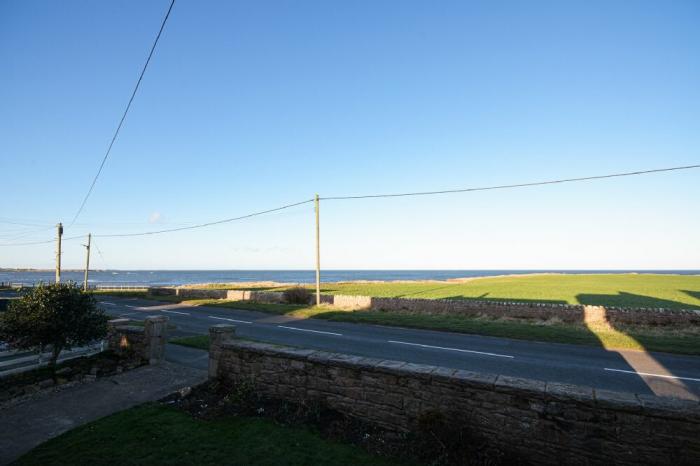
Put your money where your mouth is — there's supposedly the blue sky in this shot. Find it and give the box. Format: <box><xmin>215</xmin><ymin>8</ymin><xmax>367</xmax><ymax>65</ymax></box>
<box><xmin>1</xmin><ymin>0</ymin><xmax>698</xmax><ymax>270</ymax></box>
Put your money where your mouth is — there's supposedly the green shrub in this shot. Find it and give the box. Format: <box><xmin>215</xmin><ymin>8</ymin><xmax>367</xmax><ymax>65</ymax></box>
<box><xmin>0</xmin><ymin>282</ymin><xmax>109</xmax><ymax>371</ymax></box>
<box><xmin>283</xmin><ymin>287</ymin><xmax>311</xmax><ymax>305</ymax></box>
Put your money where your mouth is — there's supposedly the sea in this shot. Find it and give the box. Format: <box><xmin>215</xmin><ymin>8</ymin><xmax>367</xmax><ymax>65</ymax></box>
<box><xmin>0</xmin><ymin>270</ymin><xmax>698</xmax><ymax>287</ymax></box>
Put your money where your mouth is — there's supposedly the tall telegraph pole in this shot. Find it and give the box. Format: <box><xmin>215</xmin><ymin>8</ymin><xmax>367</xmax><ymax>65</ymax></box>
<box><xmin>314</xmin><ymin>194</ymin><xmax>321</xmax><ymax>306</ymax></box>
<box><xmin>55</xmin><ymin>222</ymin><xmax>63</xmax><ymax>283</ymax></box>
<box><xmin>83</xmin><ymin>233</ymin><xmax>91</xmax><ymax>291</ymax></box>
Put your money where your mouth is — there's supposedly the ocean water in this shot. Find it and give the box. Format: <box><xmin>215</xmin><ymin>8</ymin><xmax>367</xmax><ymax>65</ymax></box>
<box><xmin>0</xmin><ymin>270</ymin><xmax>698</xmax><ymax>287</ymax></box>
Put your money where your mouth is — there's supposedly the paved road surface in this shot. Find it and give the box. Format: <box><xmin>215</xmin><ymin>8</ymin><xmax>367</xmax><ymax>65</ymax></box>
<box><xmin>98</xmin><ymin>295</ymin><xmax>700</xmax><ymax>401</ymax></box>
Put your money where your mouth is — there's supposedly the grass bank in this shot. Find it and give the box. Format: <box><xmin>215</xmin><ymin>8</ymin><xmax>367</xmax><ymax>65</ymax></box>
<box><xmin>15</xmin><ymin>404</ymin><xmax>396</xmax><ymax>466</ymax></box>
<box><xmin>170</xmin><ymin>300</ymin><xmax>700</xmax><ymax>355</ymax></box>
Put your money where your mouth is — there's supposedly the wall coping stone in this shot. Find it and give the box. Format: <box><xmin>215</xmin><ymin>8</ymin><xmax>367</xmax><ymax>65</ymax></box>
<box><xmin>545</xmin><ymin>382</ymin><xmax>596</xmax><ymax>405</ymax></box>
<box><xmin>495</xmin><ymin>375</ymin><xmax>547</xmax><ymax>398</ymax></box>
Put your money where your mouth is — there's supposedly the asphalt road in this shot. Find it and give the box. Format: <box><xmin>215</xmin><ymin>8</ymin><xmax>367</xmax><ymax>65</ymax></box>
<box><xmin>97</xmin><ymin>295</ymin><xmax>700</xmax><ymax>401</ymax></box>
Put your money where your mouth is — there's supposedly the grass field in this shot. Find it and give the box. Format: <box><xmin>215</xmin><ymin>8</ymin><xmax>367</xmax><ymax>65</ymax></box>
<box><xmin>15</xmin><ymin>404</ymin><xmax>395</xmax><ymax>466</ymax></box>
<box><xmin>183</xmin><ymin>274</ymin><xmax>700</xmax><ymax>309</ymax></box>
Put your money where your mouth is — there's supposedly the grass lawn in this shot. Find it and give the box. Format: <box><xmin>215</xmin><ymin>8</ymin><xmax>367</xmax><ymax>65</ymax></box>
<box><xmin>171</xmin><ymin>335</ymin><xmax>210</xmax><ymax>351</ymax></box>
<box><xmin>15</xmin><ymin>404</ymin><xmax>397</xmax><ymax>466</ymax></box>
<box><xmin>321</xmin><ymin>274</ymin><xmax>700</xmax><ymax>309</ymax></box>
<box><xmin>95</xmin><ymin>274</ymin><xmax>700</xmax><ymax>309</ymax></box>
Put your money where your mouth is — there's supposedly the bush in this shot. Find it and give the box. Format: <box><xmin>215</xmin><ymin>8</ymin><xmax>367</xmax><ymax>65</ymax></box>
<box><xmin>283</xmin><ymin>287</ymin><xmax>312</xmax><ymax>305</ymax></box>
<box><xmin>0</xmin><ymin>282</ymin><xmax>109</xmax><ymax>372</ymax></box>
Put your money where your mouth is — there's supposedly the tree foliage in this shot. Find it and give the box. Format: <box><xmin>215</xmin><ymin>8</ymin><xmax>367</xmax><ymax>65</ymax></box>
<box><xmin>0</xmin><ymin>282</ymin><xmax>109</xmax><ymax>368</ymax></box>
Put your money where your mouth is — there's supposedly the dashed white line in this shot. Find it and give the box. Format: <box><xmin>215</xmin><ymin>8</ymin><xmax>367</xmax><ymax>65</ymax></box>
<box><xmin>277</xmin><ymin>326</ymin><xmax>343</xmax><ymax>336</ymax></box>
<box><xmin>208</xmin><ymin>316</ymin><xmax>252</xmax><ymax>324</ymax></box>
<box><xmin>100</xmin><ymin>302</ymin><xmax>116</xmax><ymax>306</ymax></box>
<box><xmin>388</xmin><ymin>340</ymin><xmax>514</xmax><ymax>359</ymax></box>
<box><xmin>604</xmin><ymin>368</ymin><xmax>700</xmax><ymax>383</ymax></box>
<box><xmin>125</xmin><ymin>305</ymin><xmax>140</xmax><ymax>309</ymax></box>
<box><xmin>161</xmin><ymin>310</ymin><xmax>190</xmax><ymax>316</ymax></box>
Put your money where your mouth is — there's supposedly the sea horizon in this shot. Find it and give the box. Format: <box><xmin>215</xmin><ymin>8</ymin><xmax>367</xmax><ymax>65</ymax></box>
<box><xmin>1</xmin><ymin>269</ymin><xmax>698</xmax><ymax>287</ymax></box>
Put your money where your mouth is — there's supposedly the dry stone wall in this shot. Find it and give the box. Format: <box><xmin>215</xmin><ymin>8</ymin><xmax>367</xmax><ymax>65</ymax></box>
<box><xmin>209</xmin><ymin>325</ymin><xmax>700</xmax><ymax>466</ymax></box>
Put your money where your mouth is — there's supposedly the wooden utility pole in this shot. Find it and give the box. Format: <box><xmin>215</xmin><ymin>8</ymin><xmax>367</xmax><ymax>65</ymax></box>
<box><xmin>83</xmin><ymin>233</ymin><xmax>91</xmax><ymax>291</ymax></box>
<box><xmin>55</xmin><ymin>222</ymin><xmax>63</xmax><ymax>284</ymax></box>
<box><xmin>314</xmin><ymin>194</ymin><xmax>321</xmax><ymax>306</ymax></box>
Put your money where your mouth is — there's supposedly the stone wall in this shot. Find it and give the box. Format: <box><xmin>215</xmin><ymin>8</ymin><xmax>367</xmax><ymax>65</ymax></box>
<box><xmin>209</xmin><ymin>325</ymin><xmax>700</xmax><ymax>465</ymax></box>
<box><xmin>107</xmin><ymin>316</ymin><xmax>168</xmax><ymax>364</ymax></box>
<box><xmin>148</xmin><ymin>287</ymin><xmax>177</xmax><ymax>296</ymax></box>
<box><xmin>363</xmin><ymin>296</ymin><xmax>700</xmax><ymax>325</ymax></box>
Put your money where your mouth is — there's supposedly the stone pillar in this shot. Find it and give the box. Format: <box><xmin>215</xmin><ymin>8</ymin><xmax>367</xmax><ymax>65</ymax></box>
<box><xmin>144</xmin><ymin>315</ymin><xmax>168</xmax><ymax>365</ymax></box>
<box><xmin>106</xmin><ymin>318</ymin><xmax>131</xmax><ymax>351</ymax></box>
<box><xmin>209</xmin><ymin>324</ymin><xmax>236</xmax><ymax>379</ymax></box>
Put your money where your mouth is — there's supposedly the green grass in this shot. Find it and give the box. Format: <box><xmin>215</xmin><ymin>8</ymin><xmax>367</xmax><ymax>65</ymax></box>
<box><xmin>95</xmin><ymin>274</ymin><xmax>700</xmax><ymax>309</ymax></box>
<box><xmin>316</xmin><ymin>274</ymin><xmax>700</xmax><ymax>309</ymax></box>
<box><xmin>310</xmin><ymin>309</ymin><xmax>700</xmax><ymax>355</ymax></box>
<box><xmin>15</xmin><ymin>404</ymin><xmax>396</xmax><ymax>466</ymax></box>
<box><xmin>170</xmin><ymin>335</ymin><xmax>210</xmax><ymax>351</ymax></box>
<box><xmin>170</xmin><ymin>300</ymin><xmax>700</xmax><ymax>355</ymax></box>
<box><xmin>200</xmin><ymin>274</ymin><xmax>700</xmax><ymax>310</ymax></box>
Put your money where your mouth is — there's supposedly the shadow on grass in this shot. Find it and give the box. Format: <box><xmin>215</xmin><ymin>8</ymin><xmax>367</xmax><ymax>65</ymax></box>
<box><xmin>577</xmin><ymin>291</ymin><xmax>700</xmax><ymax>310</ymax></box>
<box><xmin>681</xmin><ymin>290</ymin><xmax>700</xmax><ymax>302</ymax></box>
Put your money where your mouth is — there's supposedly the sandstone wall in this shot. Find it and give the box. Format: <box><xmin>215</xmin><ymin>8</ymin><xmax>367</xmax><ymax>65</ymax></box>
<box><xmin>107</xmin><ymin>316</ymin><xmax>168</xmax><ymax>364</ymax></box>
<box><xmin>209</xmin><ymin>325</ymin><xmax>700</xmax><ymax>465</ymax></box>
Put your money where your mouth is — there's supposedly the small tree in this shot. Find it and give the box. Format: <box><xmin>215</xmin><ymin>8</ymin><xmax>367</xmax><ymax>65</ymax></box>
<box><xmin>0</xmin><ymin>282</ymin><xmax>109</xmax><ymax>371</ymax></box>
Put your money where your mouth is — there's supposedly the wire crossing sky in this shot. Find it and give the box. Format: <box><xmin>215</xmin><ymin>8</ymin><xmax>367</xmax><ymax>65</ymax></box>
<box><xmin>68</xmin><ymin>0</ymin><xmax>176</xmax><ymax>227</ymax></box>
<box><xmin>1</xmin><ymin>0</ymin><xmax>698</xmax><ymax>269</ymax></box>
<box><xmin>2</xmin><ymin>164</ymin><xmax>697</xmax><ymax>245</ymax></box>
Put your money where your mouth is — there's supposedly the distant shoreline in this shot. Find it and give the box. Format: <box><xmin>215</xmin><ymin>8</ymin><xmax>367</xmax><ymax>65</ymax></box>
<box><xmin>1</xmin><ymin>269</ymin><xmax>698</xmax><ymax>288</ymax></box>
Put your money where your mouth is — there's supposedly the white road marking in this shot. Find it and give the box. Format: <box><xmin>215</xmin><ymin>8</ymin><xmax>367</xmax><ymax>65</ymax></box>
<box><xmin>161</xmin><ymin>310</ymin><xmax>190</xmax><ymax>316</ymax></box>
<box><xmin>208</xmin><ymin>316</ymin><xmax>252</xmax><ymax>324</ymax></box>
<box><xmin>100</xmin><ymin>302</ymin><xmax>116</xmax><ymax>306</ymax></box>
<box><xmin>125</xmin><ymin>305</ymin><xmax>140</xmax><ymax>309</ymax></box>
<box><xmin>388</xmin><ymin>340</ymin><xmax>514</xmax><ymax>359</ymax></box>
<box><xmin>604</xmin><ymin>368</ymin><xmax>700</xmax><ymax>383</ymax></box>
<box><xmin>277</xmin><ymin>325</ymin><xmax>343</xmax><ymax>336</ymax></box>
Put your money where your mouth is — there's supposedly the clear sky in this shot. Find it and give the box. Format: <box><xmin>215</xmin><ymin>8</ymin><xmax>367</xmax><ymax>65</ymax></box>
<box><xmin>1</xmin><ymin>0</ymin><xmax>698</xmax><ymax>270</ymax></box>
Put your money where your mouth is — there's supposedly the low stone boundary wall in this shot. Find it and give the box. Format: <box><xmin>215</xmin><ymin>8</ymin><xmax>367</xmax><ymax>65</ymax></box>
<box><xmin>107</xmin><ymin>316</ymin><xmax>168</xmax><ymax>364</ymax></box>
<box><xmin>148</xmin><ymin>287</ymin><xmax>177</xmax><ymax>296</ymax></box>
<box><xmin>209</xmin><ymin>325</ymin><xmax>700</xmax><ymax>465</ymax></box>
<box><xmin>147</xmin><ymin>287</ymin><xmax>700</xmax><ymax>325</ymax></box>
<box><xmin>363</xmin><ymin>296</ymin><xmax>700</xmax><ymax>325</ymax></box>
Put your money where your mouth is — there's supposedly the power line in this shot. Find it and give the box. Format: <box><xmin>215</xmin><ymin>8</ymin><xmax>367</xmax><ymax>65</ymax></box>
<box><xmin>94</xmin><ymin>199</ymin><xmax>315</xmax><ymax>238</ymax></box>
<box><xmin>0</xmin><ymin>235</ymin><xmax>84</xmax><ymax>247</ymax></box>
<box><xmin>1</xmin><ymin>163</ymin><xmax>698</xmax><ymax>246</ymax></box>
<box><xmin>320</xmin><ymin>164</ymin><xmax>700</xmax><ymax>200</ymax></box>
<box><xmin>68</xmin><ymin>0</ymin><xmax>176</xmax><ymax>228</ymax></box>
<box><xmin>91</xmin><ymin>238</ymin><xmax>111</xmax><ymax>270</ymax></box>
